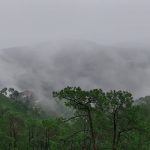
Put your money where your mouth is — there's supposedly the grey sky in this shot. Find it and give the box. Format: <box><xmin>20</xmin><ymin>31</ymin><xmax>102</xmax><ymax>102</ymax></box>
<box><xmin>0</xmin><ymin>0</ymin><xmax>150</xmax><ymax>49</ymax></box>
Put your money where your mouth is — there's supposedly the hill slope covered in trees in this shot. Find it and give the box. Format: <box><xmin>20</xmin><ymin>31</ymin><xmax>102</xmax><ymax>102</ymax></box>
<box><xmin>0</xmin><ymin>87</ymin><xmax>150</xmax><ymax>150</ymax></box>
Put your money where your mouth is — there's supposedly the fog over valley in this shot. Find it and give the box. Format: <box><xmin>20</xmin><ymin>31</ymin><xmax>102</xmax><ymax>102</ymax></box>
<box><xmin>0</xmin><ymin>41</ymin><xmax>150</xmax><ymax>105</ymax></box>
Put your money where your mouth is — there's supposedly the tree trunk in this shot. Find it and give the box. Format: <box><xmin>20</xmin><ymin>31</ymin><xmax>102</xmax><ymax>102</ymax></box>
<box><xmin>112</xmin><ymin>112</ymin><xmax>117</xmax><ymax>150</ymax></box>
<box><xmin>87</xmin><ymin>108</ymin><xmax>96</xmax><ymax>150</ymax></box>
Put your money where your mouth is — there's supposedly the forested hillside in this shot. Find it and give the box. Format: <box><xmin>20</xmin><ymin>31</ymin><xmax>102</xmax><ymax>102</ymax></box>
<box><xmin>0</xmin><ymin>87</ymin><xmax>150</xmax><ymax>150</ymax></box>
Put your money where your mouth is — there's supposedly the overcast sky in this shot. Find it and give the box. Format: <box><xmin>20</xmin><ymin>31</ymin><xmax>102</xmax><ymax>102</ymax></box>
<box><xmin>0</xmin><ymin>0</ymin><xmax>150</xmax><ymax>49</ymax></box>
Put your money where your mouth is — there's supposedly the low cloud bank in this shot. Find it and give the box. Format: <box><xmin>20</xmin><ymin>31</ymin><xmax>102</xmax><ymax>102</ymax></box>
<box><xmin>0</xmin><ymin>40</ymin><xmax>150</xmax><ymax>113</ymax></box>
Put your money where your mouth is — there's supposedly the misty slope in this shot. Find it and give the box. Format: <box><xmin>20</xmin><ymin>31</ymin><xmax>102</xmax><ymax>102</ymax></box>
<box><xmin>0</xmin><ymin>94</ymin><xmax>41</xmax><ymax>119</ymax></box>
<box><xmin>0</xmin><ymin>40</ymin><xmax>150</xmax><ymax>114</ymax></box>
<box><xmin>0</xmin><ymin>89</ymin><xmax>150</xmax><ymax>149</ymax></box>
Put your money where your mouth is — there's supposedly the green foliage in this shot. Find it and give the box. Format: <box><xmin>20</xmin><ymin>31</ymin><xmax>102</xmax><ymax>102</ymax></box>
<box><xmin>0</xmin><ymin>87</ymin><xmax>150</xmax><ymax>150</ymax></box>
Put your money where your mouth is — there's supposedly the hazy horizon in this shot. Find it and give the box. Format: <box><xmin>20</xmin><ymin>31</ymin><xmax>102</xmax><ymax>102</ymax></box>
<box><xmin>1</xmin><ymin>41</ymin><xmax>150</xmax><ymax>99</ymax></box>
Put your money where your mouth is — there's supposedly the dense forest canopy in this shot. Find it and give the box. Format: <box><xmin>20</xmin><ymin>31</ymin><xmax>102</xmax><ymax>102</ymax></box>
<box><xmin>0</xmin><ymin>87</ymin><xmax>150</xmax><ymax>150</ymax></box>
